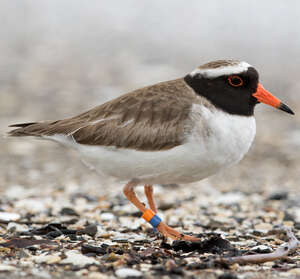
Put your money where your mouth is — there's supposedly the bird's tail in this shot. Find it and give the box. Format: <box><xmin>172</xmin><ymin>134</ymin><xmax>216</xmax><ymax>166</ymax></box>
<box><xmin>8</xmin><ymin>118</ymin><xmax>85</xmax><ymax>138</ymax></box>
<box><xmin>8</xmin><ymin>122</ymin><xmax>52</xmax><ymax>137</ymax></box>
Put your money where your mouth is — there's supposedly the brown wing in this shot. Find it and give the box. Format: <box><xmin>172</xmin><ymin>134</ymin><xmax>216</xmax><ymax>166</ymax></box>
<box><xmin>9</xmin><ymin>78</ymin><xmax>197</xmax><ymax>151</ymax></box>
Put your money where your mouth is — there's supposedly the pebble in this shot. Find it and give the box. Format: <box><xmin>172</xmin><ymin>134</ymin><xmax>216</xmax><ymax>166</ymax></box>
<box><xmin>79</xmin><ymin>224</ymin><xmax>98</xmax><ymax>237</ymax></box>
<box><xmin>0</xmin><ymin>264</ymin><xmax>17</xmax><ymax>271</ymax></box>
<box><xmin>4</xmin><ymin>185</ymin><xmax>27</xmax><ymax>199</ymax></box>
<box><xmin>60</xmin><ymin>207</ymin><xmax>79</xmax><ymax>216</ymax></box>
<box><xmin>100</xmin><ymin>212</ymin><xmax>115</xmax><ymax>221</ymax></box>
<box><xmin>119</xmin><ymin>217</ymin><xmax>143</xmax><ymax>230</ymax></box>
<box><xmin>15</xmin><ymin>199</ymin><xmax>47</xmax><ymax>213</ymax></box>
<box><xmin>218</xmin><ymin>274</ymin><xmax>238</xmax><ymax>279</ymax></box>
<box><xmin>0</xmin><ymin>212</ymin><xmax>20</xmax><ymax>222</ymax></box>
<box><xmin>139</xmin><ymin>263</ymin><xmax>152</xmax><ymax>272</ymax></box>
<box><xmin>215</xmin><ymin>192</ymin><xmax>245</xmax><ymax>205</ymax></box>
<box><xmin>7</xmin><ymin>222</ymin><xmax>28</xmax><ymax>232</ymax></box>
<box><xmin>267</xmin><ymin>192</ymin><xmax>288</xmax><ymax>200</ymax></box>
<box><xmin>88</xmin><ymin>272</ymin><xmax>107</xmax><ymax>279</ymax></box>
<box><xmin>294</xmin><ymin>208</ymin><xmax>300</xmax><ymax>222</ymax></box>
<box><xmin>46</xmin><ymin>255</ymin><xmax>62</xmax><ymax>264</ymax></box>
<box><xmin>103</xmin><ymin>252</ymin><xmax>120</xmax><ymax>262</ymax></box>
<box><xmin>254</xmin><ymin>223</ymin><xmax>273</xmax><ymax>231</ymax></box>
<box><xmin>250</xmin><ymin>245</ymin><xmax>273</xmax><ymax>253</ymax></box>
<box><xmin>165</xmin><ymin>259</ymin><xmax>177</xmax><ymax>270</ymax></box>
<box><xmin>115</xmin><ymin>268</ymin><xmax>142</xmax><ymax>278</ymax></box>
<box><xmin>231</xmin><ymin>240</ymin><xmax>257</xmax><ymax>247</ymax></box>
<box><xmin>168</xmin><ymin>215</ymin><xmax>180</xmax><ymax>226</ymax></box>
<box><xmin>30</xmin><ymin>268</ymin><xmax>51</xmax><ymax>279</ymax></box>
<box><xmin>33</xmin><ymin>254</ymin><xmax>61</xmax><ymax>264</ymax></box>
<box><xmin>290</xmin><ymin>268</ymin><xmax>300</xmax><ymax>275</ymax></box>
<box><xmin>81</xmin><ymin>244</ymin><xmax>107</xmax><ymax>255</ymax></box>
<box><xmin>60</xmin><ymin>250</ymin><xmax>98</xmax><ymax>267</ymax></box>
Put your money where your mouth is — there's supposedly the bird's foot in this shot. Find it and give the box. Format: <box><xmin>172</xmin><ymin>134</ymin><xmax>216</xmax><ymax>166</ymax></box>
<box><xmin>156</xmin><ymin>222</ymin><xmax>201</xmax><ymax>241</ymax></box>
<box><xmin>141</xmin><ymin>209</ymin><xmax>200</xmax><ymax>241</ymax></box>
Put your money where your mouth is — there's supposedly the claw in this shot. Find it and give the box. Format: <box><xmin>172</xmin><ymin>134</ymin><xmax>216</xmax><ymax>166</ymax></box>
<box><xmin>156</xmin><ymin>222</ymin><xmax>201</xmax><ymax>242</ymax></box>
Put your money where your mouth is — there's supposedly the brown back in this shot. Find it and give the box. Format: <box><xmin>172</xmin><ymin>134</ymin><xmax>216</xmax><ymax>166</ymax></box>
<box><xmin>9</xmin><ymin>78</ymin><xmax>210</xmax><ymax>151</ymax></box>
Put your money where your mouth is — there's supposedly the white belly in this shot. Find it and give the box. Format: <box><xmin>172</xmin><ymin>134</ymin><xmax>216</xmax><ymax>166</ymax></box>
<box><xmin>65</xmin><ymin>106</ymin><xmax>256</xmax><ymax>185</ymax></box>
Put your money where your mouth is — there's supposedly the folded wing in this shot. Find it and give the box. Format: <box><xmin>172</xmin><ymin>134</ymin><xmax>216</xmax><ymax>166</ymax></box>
<box><xmin>9</xmin><ymin>79</ymin><xmax>195</xmax><ymax>151</ymax></box>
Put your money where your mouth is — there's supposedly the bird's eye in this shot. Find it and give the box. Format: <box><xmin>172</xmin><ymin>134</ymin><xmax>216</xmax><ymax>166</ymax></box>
<box><xmin>228</xmin><ymin>75</ymin><xmax>243</xmax><ymax>87</ymax></box>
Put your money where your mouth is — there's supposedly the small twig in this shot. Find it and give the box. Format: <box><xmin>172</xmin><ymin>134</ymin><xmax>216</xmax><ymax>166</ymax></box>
<box><xmin>220</xmin><ymin>227</ymin><xmax>299</xmax><ymax>265</ymax></box>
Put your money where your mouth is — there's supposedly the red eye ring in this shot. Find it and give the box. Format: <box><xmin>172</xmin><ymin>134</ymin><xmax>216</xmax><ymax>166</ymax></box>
<box><xmin>228</xmin><ymin>75</ymin><xmax>243</xmax><ymax>87</ymax></box>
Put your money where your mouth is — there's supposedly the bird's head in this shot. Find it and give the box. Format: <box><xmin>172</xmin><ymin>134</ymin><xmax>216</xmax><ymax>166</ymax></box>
<box><xmin>184</xmin><ymin>60</ymin><xmax>294</xmax><ymax>116</ymax></box>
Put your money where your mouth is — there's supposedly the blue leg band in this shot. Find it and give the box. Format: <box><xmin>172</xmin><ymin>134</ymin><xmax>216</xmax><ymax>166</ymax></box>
<box><xmin>149</xmin><ymin>214</ymin><xmax>162</xmax><ymax>229</ymax></box>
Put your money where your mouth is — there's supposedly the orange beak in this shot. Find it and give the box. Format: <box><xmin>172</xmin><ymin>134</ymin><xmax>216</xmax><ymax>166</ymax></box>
<box><xmin>253</xmin><ymin>83</ymin><xmax>294</xmax><ymax>115</ymax></box>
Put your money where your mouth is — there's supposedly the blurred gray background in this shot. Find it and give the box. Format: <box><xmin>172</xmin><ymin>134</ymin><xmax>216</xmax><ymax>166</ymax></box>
<box><xmin>1</xmin><ymin>1</ymin><xmax>300</xmax><ymax>196</ymax></box>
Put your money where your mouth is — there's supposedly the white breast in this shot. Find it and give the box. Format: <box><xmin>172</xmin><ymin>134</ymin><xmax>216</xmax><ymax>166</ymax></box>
<box><xmin>59</xmin><ymin>104</ymin><xmax>256</xmax><ymax>185</ymax></box>
<box><xmin>186</xmin><ymin>104</ymin><xmax>256</xmax><ymax>180</ymax></box>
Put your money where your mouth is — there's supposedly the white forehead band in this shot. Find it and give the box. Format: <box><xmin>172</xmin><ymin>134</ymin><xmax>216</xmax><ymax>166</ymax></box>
<box><xmin>189</xmin><ymin>62</ymin><xmax>251</xmax><ymax>79</ymax></box>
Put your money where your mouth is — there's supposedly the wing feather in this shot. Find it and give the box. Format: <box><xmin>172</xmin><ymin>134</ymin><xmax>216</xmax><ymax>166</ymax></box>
<box><xmin>9</xmin><ymin>78</ymin><xmax>199</xmax><ymax>151</ymax></box>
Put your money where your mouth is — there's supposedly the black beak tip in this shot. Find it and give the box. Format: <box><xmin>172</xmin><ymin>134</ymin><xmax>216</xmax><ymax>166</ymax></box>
<box><xmin>278</xmin><ymin>102</ymin><xmax>295</xmax><ymax>115</ymax></box>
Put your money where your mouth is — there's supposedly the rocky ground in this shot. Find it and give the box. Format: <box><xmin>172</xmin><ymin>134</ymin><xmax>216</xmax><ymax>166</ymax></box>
<box><xmin>0</xmin><ymin>73</ymin><xmax>299</xmax><ymax>279</ymax></box>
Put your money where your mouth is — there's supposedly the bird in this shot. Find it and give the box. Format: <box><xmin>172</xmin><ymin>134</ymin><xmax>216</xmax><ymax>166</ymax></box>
<box><xmin>8</xmin><ymin>59</ymin><xmax>294</xmax><ymax>241</ymax></box>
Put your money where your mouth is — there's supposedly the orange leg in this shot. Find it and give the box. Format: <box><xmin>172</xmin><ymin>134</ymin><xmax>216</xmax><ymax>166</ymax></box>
<box><xmin>123</xmin><ymin>182</ymin><xmax>200</xmax><ymax>241</ymax></box>
<box><xmin>144</xmin><ymin>185</ymin><xmax>157</xmax><ymax>213</ymax></box>
<box><xmin>123</xmin><ymin>182</ymin><xmax>147</xmax><ymax>213</ymax></box>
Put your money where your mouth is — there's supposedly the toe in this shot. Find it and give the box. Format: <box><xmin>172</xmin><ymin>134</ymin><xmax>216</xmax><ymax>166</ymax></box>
<box><xmin>156</xmin><ymin>222</ymin><xmax>201</xmax><ymax>241</ymax></box>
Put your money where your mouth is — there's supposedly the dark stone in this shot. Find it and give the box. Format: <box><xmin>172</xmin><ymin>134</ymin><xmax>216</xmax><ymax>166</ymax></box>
<box><xmin>151</xmin><ymin>264</ymin><xmax>184</xmax><ymax>277</ymax></box>
<box><xmin>30</xmin><ymin>223</ymin><xmax>67</xmax><ymax>235</ymax></box>
<box><xmin>294</xmin><ymin>222</ymin><xmax>300</xmax><ymax>230</ymax></box>
<box><xmin>60</xmin><ymin>229</ymin><xmax>77</xmax><ymax>235</ymax></box>
<box><xmin>251</xmin><ymin>246</ymin><xmax>272</xmax><ymax>253</ymax></box>
<box><xmin>126</xmin><ymin>252</ymin><xmax>141</xmax><ymax>266</ymax></box>
<box><xmin>46</xmin><ymin>231</ymin><xmax>62</xmax><ymax>239</ymax></box>
<box><xmin>233</xmin><ymin>217</ymin><xmax>245</xmax><ymax>224</ymax></box>
<box><xmin>60</xmin><ymin>207</ymin><xmax>79</xmax><ymax>216</ymax></box>
<box><xmin>115</xmin><ymin>249</ymin><xmax>124</xmax><ymax>255</ymax></box>
<box><xmin>78</xmin><ymin>224</ymin><xmax>98</xmax><ymax>237</ymax></box>
<box><xmin>71</xmin><ymin>193</ymin><xmax>97</xmax><ymax>202</ymax></box>
<box><xmin>0</xmin><ymin>238</ymin><xmax>56</xmax><ymax>248</ymax></box>
<box><xmin>268</xmin><ymin>192</ymin><xmax>288</xmax><ymax>200</ymax></box>
<box><xmin>218</xmin><ymin>274</ymin><xmax>238</xmax><ymax>279</ymax></box>
<box><xmin>130</xmin><ymin>211</ymin><xmax>143</xmax><ymax>218</ymax></box>
<box><xmin>170</xmin><ymin>236</ymin><xmax>235</xmax><ymax>254</ymax></box>
<box><xmin>62</xmin><ymin>218</ymin><xmax>79</xmax><ymax>225</ymax></box>
<box><xmin>169</xmin><ymin>267</ymin><xmax>184</xmax><ymax>275</ymax></box>
<box><xmin>158</xmin><ymin>202</ymin><xmax>175</xmax><ymax>211</ymax></box>
<box><xmin>283</xmin><ymin>211</ymin><xmax>295</xmax><ymax>222</ymax></box>
<box><xmin>30</xmin><ymin>223</ymin><xmax>79</xmax><ymax>239</ymax></box>
<box><xmin>186</xmin><ymin>262</ymin><xmax>211</xmax><ymax>270</ymax></box>
<box><xmin>101</xmin><ymin>243</ymin><xmax>110</xmax><ymax>250</ymax></box>
<box><xmin>252</xmin><ymin>230</ymin><xmax>266</xmax><ymax>236</ymax></box>
<box><xmin>68</xmin><ymin>234</ymin><xmax>78</xmax><ymax>241</ymax></box>
<box><xmin>81</xmin><ymin>244</ymin><xmax>107</xmax><ymax>255</ymax></box>
<box><xmin>160</xmin><ymin>242</ymin><xmax>172</xmax><ymax>250</ymax></box>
